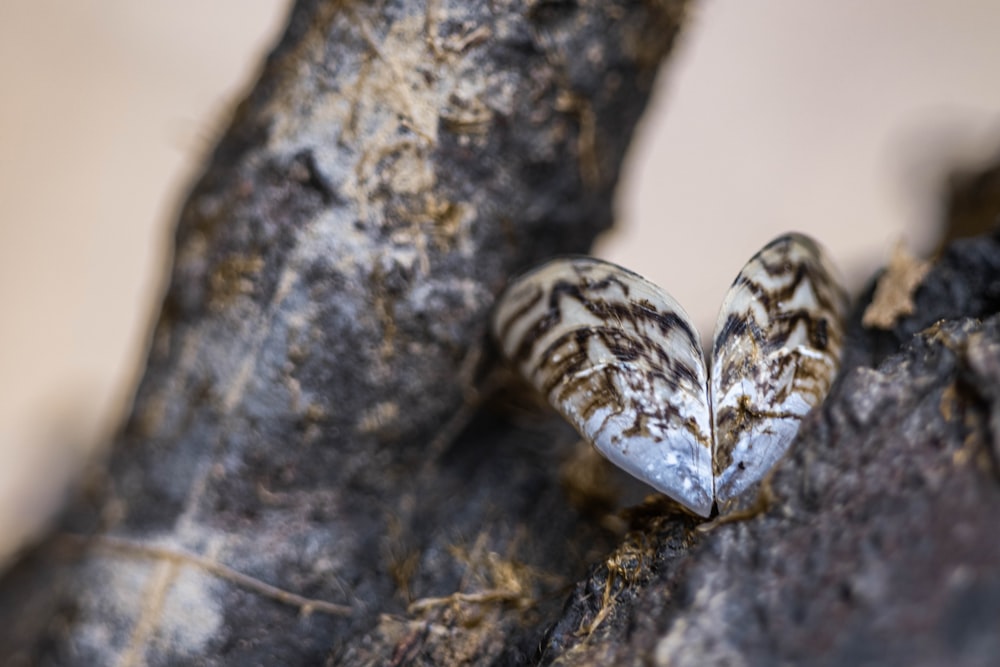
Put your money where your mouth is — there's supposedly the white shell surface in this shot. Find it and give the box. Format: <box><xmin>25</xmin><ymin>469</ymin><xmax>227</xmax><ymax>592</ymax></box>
<box><xmin>492</xmin><ymin>257</ymin><xmax>714</xmax><ymax>516</ymax></box>
<box><xmin>492</xmin><ymin>234</ymin><xmax>846</xmax><ymax>517</ymax></box>
<box><xmin>710</xmin><ymin>233</ymin><xmax>847</xmax><ymax>507</ymax></box>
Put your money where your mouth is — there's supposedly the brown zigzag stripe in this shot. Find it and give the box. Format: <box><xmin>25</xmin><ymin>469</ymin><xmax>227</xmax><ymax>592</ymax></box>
<box><xmin>491</xmin><ymin>233</ymin><xmax>847</xmax><ymax>517</ymax></box>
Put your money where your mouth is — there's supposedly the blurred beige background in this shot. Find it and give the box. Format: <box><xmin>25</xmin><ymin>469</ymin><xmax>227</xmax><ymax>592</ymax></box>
<box><xmin>1</xmin><ymin>1</ymin><xmax>999</xmax><ymax>558</ymax></box>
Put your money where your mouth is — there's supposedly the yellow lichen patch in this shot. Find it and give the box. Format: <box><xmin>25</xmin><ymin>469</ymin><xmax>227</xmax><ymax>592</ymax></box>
<box><xmin>385</xmin><ymin>512</ymin><xmax>421</xmax><ymax>604</ymax></box>
<box><xmin>423</xmin><ymin>194</ymin><xmax>472</xmax><ymax>251</ymax></box>
<box><xmin>554</xmin><ymin>91</ymin><xmax>600</xmax><ymax>187</ymax></box>
<box><xmin>209</xmin><ymin>255</ymin><xmax>265</xmax><ymax>308</ymax></box>
<box><xmin>407</xmin><ymin>531</ymin><xmax>554</xmax><ymax>619</ymax></box>
<box><xmin>133</xmin><ymin>388</ymin><xmax>170</xmax><ymax>440</ymax></box>
<box><xmin>370</xmin><ymin>268</ymin><xmax>399</xmax><ymax>363</ymax></box>
<box><xmin>957</xmin><ymin>405</ymin><xmax>996</xmax><ymax>474</ymax></box>
<box><xmin>939</xmin><ymin>383</ymin><xmax>959</xmax><ymax>422</ymax></box>
<box><xmin>356</xmin><ymin>400</ymin><xmax>400</xmax><ymax>435</ymax></box>
<box><xmin>303</xmin><ymin>402</ymin><xmax>326</xmax><ymax>423</ymax></box>
<box><xmin>952</xmin><ymin>407</ymin><xmax>986</xmax><ymax>470</ymax></box>
<box><xmin>577</xmin><ymin>535</ymin><xmax>651</xmax><ymax>638</ymax></box>
<box><xmin>862</xmin><ymin>242</ymin><xmax>932</xmax><ymax>329</ymax></box>
<box><xmin>369</xmin><ymin>613</ymin><xmax>496</xmax><ymax>666</ymax></box>
<box><xmin>385</xmin><ymin>193</ymin><xmax>473</xmax><ymax>274</ymax></box>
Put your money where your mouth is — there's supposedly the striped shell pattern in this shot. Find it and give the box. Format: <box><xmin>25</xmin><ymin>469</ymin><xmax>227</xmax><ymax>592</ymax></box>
<box><xmin>492</xmin><ymin>233</ymin><xmax>847</xmax><ymax>517</ymax></box>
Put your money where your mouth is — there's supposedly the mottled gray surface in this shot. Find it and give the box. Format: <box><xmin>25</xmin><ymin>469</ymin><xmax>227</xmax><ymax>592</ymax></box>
<box><xmin>0</xmin><ymin>0</ymin><xmax>689</xmax><ymax>665</ymax></box>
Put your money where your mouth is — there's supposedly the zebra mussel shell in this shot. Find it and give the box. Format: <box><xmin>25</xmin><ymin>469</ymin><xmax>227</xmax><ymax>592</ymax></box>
<box><xmin>492</xmin><ymin>233</ymin><xmax>847</xmax><ymax>517</ymax></box>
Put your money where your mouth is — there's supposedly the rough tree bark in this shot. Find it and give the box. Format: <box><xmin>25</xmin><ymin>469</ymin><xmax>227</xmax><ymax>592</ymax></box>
<box><xmin>4</xmin><ymin>1</ymin><xmax>1000</xmax><ymax>665</ymax></box>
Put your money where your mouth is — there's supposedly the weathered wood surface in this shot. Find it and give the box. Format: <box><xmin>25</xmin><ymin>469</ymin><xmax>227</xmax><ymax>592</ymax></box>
<box><xmin>4</xmin><ymin>0</ymin><xmax>1000</xmax><ymax>664</ymax></box>
<box><xmin>0</xmin><ymin>0</ymin><xmax>693</xmax><ymax>664</ymax></box>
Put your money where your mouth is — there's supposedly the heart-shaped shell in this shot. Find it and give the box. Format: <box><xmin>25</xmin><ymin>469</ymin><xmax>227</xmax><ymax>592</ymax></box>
<box><xmin>492</xmin><ymin>233</ymin><xmax>847</xmax><ymax>516</ymax></box>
